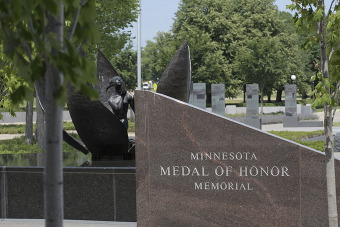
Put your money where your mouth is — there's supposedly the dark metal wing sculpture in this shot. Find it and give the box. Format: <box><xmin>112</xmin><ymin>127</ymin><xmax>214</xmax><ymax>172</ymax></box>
<box><xmin>157</xmin><ymin>40</ymin><xmax>192</xmax><ymax>102</ymax></box>
<box><xmin>38</xmin><ymin>43</ymin><xmax>191</xmax><ymax>160</ymax></box>
<box><xmin>97</xmin><ymin>49</ymin><xmax>120</xmax><ymax>110</ymax></box>
<box><xmin>66</xmin><ymin>50</ymin><xmax>129</xmax><ymax>160</ymax></box>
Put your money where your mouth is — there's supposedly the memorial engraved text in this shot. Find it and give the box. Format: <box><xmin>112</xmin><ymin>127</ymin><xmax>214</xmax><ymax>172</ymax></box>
<box><xmin>159</xmin><ymin>152</ymin><xmax>291</xmax><ymax>191</ymax></box>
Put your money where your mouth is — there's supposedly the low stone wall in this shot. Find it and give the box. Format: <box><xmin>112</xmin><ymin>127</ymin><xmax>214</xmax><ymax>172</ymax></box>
<box><xmin>225</xmin><ymin>105</ymin><xmax>313</xmax><ymax>115</ymax></box>
<box><xmin>0</xmin><ymin>166</ymin><xmax>136</xmax><ymax>221</ymax></box>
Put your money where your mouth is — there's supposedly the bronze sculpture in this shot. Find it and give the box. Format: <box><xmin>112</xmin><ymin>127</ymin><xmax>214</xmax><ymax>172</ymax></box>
<box><xmin>106</xmin><ymin>76</ymin><xmax>134</xmax><ymax>129</ymax></box>
<box><xmin>65</xmin><ymin>50</ymin><xmax>132</xmax><ymax>160</ymax></box>
<box><xmin>63</xmin><ymin>41</ymin><xmax>191</xmax><ymax>161</ymax></box>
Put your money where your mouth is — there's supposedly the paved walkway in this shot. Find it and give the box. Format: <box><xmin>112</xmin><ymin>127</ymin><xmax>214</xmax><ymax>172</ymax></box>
<box><xmin>0</xmin><ymin>219</ymin><xmax>136</xmax><ymax>227</ymax></box>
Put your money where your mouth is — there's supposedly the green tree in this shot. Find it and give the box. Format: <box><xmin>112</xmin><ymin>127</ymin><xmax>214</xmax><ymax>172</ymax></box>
<box><xmin>0</xmin><ymin>50</ymin><xmax>30</xmax><ymax>117</ymax></box>
<box><xmin>95</xmin><ymin>0</ymin><xmax>139</xmax><ymax>60</ymax></box>
<box><xmin>273</xmin><ymin>11</ymin><xmax>315</xmax><ymax>102</ymax></box>
<box><xmin>289</xmin><ymin>1</ymin><xmax>340</xmax><ymax>226</ymax></box>
<box><xmin>235</xmin><ymin>36</ymin><xmax>285</xmax><ymax>112</ymax></box>
<box><xmin>172</xmin><ymin>0</ymin><xmax>234</xmax><ymax>98</ymax></box>
<box><xmin>143</xmin><ymin>0</ymin><xmax>311</xmax><ymax>100</ymax></box>
<box><xmin>142</xmin><ymin>32</ymin><xmax>177</xmax><ymax>82</ymax></box>
<box><xmin>111</xmin><ymin>42</ymin><xmax>138</xmax><ymax>90</ymax></box>
<box><xmin>25</xmin><ymin>100</ymin><xmax>34</xmax><ymax>144</ymax></box>
<box><xmin>0</xmin><ymin>1</ymin><xmax>99</xmax><ymax>226</ymax></box>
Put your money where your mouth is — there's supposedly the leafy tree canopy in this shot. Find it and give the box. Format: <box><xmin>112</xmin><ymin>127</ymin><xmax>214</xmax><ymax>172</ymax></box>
<box><xmin>142</xmin><ymin>0</ymin><xmax>313</xmax><ymax>99</ymax></box>
<box><xmin>0</xmin><ymin>0</ymin><xmax>100</xmax><ymax>107</ymax></box>
<box><xmin>95</xmin><ymin>0</ymin><xmax>139</xmax><ymax>60</ymax></box>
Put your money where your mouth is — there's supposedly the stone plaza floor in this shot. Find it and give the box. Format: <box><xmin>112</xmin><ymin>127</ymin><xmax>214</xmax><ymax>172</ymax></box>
<box><xmin>0</xmin><ymin>219</ymin><xmax>137</xmax><ymax>227</ymax></box>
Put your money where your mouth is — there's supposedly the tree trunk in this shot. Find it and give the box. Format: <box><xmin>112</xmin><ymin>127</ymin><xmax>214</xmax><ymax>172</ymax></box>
<box><xmin>267</xmin><ymin>94</ymin><xmax>271</xmax><ymax>103</ymax></box>
<box><xmin>36</xmin><ymin>96</ymin><xmax>45</xmax><ymax>151</ymax></box>
<box><xmin>260</xmin><ymin>85</ymin><xmax>264</xmax><ymax>114</ymax></box>
<box><xmin>276</xmin><ymin>88</ymin><xmax>283</xmax><ymax>102</ymax></box>
<box><xmin>318</xmin><ymin>1</ymin><xmax>338</xmax><ymax>224</ymax></box>
<box><xmin>44</xmin><ymin>2</ymin><xmax>64</xmax><ymax>227</ymax></box>
<box><xmin>324</xmin><ymin>104</ymin><xmax>338</xmax><ymax>227</ymax></box>
<box><xmin>243</xmin><ymin>84</ymin><xmax>246</xmax><ymax>103</ymax></box>
<box><xmin>25</xmin><ymin>101</ymin><xmax>34</xmax><ymax>144</ymax></box>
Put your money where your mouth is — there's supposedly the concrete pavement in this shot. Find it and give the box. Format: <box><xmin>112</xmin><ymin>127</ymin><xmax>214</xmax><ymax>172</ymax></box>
<box><xmin>0</xmin><ymin>219</ymin><xmax>136</xmax><ymax>227</ymax></box>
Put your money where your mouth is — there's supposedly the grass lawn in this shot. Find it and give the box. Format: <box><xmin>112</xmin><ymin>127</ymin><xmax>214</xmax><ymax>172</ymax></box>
<box><xmin>0</xmin><ymin>136</ymin><xmax>80</xmax><ymax>154</ymax></box>
<box><xmin>0</xmin><ymin>122</ymin><xmax>135</xmax><ymax>154</ymax></box>
<box><xmin>0</xmin><ymin>121</ymin><xmax>135</xmax><ymax>134</ymax></box>
<box><xmin>269</xmin><ymin>130</ymin><xmax>324</xmax><ymax>151</ymax></box>
<box><xmin>0</xmin><ymin>125</ymin><xmax>325</xmax><ymax>154</ymax></box>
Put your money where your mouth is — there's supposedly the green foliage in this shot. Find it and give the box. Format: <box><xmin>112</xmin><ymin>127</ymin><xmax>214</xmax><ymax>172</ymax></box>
<box><xmin>0</xmin><ymin>124</ymin><xmax>27</xmax><ymax>134</ymax></box>
<box><xmin>142</xmin><ymin>32</ymin><xmax>177</xmax><ymax>82</ymax></box>
<box><xmin>128</xmin><ymin>121</ymin><xmax>135</xmax><ymax>133</ymax></box>
<box><xmin>95</xmin><ymin>0</ymin><xmax>139</xmax><ymax>60</ymax></box>
<box><xmin>0</xmin><ymin>137</ymin><xmax>41</xmax><ymax>154</ymax></box>
<box><xmin>270</xmin><ymin>130</ymin><xmax>324</xmax><ymax>151</ymax></box>
<box><xmin>142</xmin><ymin>0</ymin><xmax>313</xmax><ymax>99</ymax></box>
<box><xmin>0</xmin><ymin>121</ymin><xmax>135</xmax><ymax>134</ymax></box>
<box><xmin>298</xmin><ymin>140</ymin><xmax>324</xmax><ymax>151</ymax></box>
<box><xmin>0</xmin><ymin>0</ymin><xmax>100</xmax><ymax>106</ymax></box>
<box><xmin>0</xmin><ymin>122</ymin><xmax>75</xmax><ymax>134</ymax></box>
<box><xmin>0</xmin><ymin>48</ymin><xmax>33</xmax><ymax>119</ymax></box>
<box><xmin>0</xmin><ymin>135</ymin><xmax>82</xmax><ymax>154</ymax></box>
<box><xmin>111</xmin><ymin>43</ymin><xmax>138</xmax><ymax>90</ymax></box>
<box><xmin>289</xmin><ymin>0</ymin><xmax>340</xmax><ymax>110</ymax></box>
<box><xmin>269</xmin><ymin>130</ymin><xmax>324</xmax><ymax>141</ymax></box>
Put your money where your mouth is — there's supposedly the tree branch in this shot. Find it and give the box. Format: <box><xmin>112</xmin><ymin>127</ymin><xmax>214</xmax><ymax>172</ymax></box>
<box><xmin>20</xmin><ymin>40</ymin><xmax>33</xmax><ymax>63</ymax></box>
<box><xmin>329</xmin><ymin>47</ymin><xmax>335</xmax><ymax>61</ymax></box>
<box><xmin>328</xmin><ymin>45</ymin><xmax>340</xmax><ymax>61</ymax></box>
<box><xmin>28</xmin><ymin>19</ymin><xmax>36</xmax><ymax>35</ymax></box>
<box><xmin>332</xmin><ymin>81</ymin><xmax>340</xmax><ymax>122</ymax></box>
<box><xmin>68</xmin><ymin>0</ymin><xmax>88</xmax><ymax>41</ymax></box>
<box><xmin>327</xmin><ymin>0</ymin><xmax>337</xmax><ymax>19</ymax></box>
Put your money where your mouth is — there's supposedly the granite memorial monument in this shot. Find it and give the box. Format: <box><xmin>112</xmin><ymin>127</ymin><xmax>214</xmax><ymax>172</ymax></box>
<box><xmin>211</xmin><ymin>84</ymin><xmax>225</xmax><ymax>116</ymax></box>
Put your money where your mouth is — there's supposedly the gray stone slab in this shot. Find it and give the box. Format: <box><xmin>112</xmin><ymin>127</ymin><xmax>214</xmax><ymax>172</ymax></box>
<box><xmin>225</xmin><ymin>105</ymin><xmax>236</xmax><ymax>115</ymax></box>
<box><xmin>0</xmin><ymin>167</ymin><xmax>136</xmax><ymax>221</ymax></box>
<box><xmin>246</xmin><ymin>84</ymin><xmax>259</xmax><ymax>118</ymax></box>
<box><xmin>211</xmin><ymin>84</ymin><xmax>225</xmax><ymax>116</ymax></box>
<box><xmin>298</xmin><ymin>121</ymin><xmax>323</xmax><ymax>127</ymax></box>
<box><xmin>245</xmin><ymin>84</ymin><xmax>261</xmax><ymax>129</ymax></box>
<box><xmin>283</xmin><ymin>116</ymin><xmax>299</xmax><ymax>127</ymax></box>
<box><xmin>285</xmin><ymin>84</ymin><xmax>297</xmax><ymax>117</ymax></box>
<box><xmin>190</xmin><ymin>83</ymin><xmax>206</xmax><ymax>109</ymax></box>
<box><xmin>244</xmin><ymin>118</ymin><xmax>262</xmax><ymax>129</ymax></box>
<box><xmin>135</xmin><ymin>91</ymin><xmax>340</xmax><ymax>227</ymax></box>
<box><xmin>301</xmin><ymin>105</ymin><xmax>313</xmax><ymax>115</ymax></box>
<box><xmin>283</xmin><ymin>85</ymin><xmax>298</xmax><ymax>127</ymax></box>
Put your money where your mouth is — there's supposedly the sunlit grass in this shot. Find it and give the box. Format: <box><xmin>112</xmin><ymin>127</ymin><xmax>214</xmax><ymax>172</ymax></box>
<box><xmin>269</xmin><ymin>130</ymin><xmax>324</xmax><ymax>151</ymax></box>
<box><xmin>0</xmin><ymin>121</ymin><xmax>136</xmax><ymax>134</ymax></box>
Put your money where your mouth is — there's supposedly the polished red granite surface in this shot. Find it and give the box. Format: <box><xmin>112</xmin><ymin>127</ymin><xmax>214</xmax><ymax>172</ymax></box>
<box><xmin>135</xmin><ymin>91</ymin><xmax>340</xmax><ymax>227</ymax></box>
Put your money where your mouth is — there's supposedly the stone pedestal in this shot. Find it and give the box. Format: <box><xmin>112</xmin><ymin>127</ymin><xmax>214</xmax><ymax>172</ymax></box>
<box><xmin>245</xmin><ymin>84</ymin><xmax>261</xmax><ymax>129</ymax></box>
<box><xmin>211</xmin><ymin>84</ymin><xmax>225</xmax><ymax>116</ymax></box>
<box><xmin>283</xmin><ymin>84</ymin><xmax>298</xmax><ymax>127</ymax></box>
<box><xmin>283</xmin><ymin>116</ymin><xmax>299</xmax><ymax>127</ymax></box>
<box><xmin>190</xmin><ymin>83</ymin><xmax>206</xmax><ymax>109</ymax></box>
